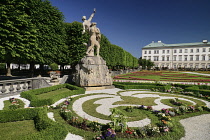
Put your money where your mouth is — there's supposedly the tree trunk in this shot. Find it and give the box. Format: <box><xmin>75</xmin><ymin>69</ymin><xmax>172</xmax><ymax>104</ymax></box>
<box><xmin>29</xmin><ymin>62</ymin><xmax>35</xmax><ymax>77</ymax></box>
<box><xmin>6</xmin><ymin>62</ymin><xmax>12</xmax><ymax>76</ymax></box>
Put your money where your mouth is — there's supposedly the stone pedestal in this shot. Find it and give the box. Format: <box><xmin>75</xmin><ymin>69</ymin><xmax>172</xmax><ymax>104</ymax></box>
<box><xmin>75</xmin><ymin>56</ymin><xmax>113</xmax><ymax>88</ymax></box>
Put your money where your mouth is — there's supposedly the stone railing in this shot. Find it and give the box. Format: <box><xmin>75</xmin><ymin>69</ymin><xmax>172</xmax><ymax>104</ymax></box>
<box><xmin>0</xmin><ymin>77</ymin><xmax>50</xmax><ymax>97</ymax></box>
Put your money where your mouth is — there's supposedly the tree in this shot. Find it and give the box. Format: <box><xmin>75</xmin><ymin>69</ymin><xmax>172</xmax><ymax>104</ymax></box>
<box><xmin>0</xmin><ymin>0</ymin><xmax>38</xmax><ymax>76</ymax></box>
<box><xmin>25</xmin><ymin>0</ymin><xmax>66</xmax><ymax>72</ymax></box>
<box><xmin>0</xmin><ymin>0</ymin><xmax>66</xmax><ymax>76</ymax></box>
<box><xmin>64</xmin><ymin>22</ymin><xmax>88</xmax><ymax>71</ymax></box>
<box><xmin>138</xmin><ymin>57</ymin><xmax>154</xmax><ymax>70</ymax></box>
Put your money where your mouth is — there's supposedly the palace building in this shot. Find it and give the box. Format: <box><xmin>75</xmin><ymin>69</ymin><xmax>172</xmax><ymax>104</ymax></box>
<box><xmin>142</xmin><ymin>40</ymin><xmax>210</xmax><ymax>69</ymax></box>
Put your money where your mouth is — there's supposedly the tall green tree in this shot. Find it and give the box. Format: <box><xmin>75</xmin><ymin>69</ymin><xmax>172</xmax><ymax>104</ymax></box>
<box><xmin>0</xmin><ymin>0</ymin><xmax>38</xmax><ymax>76</ymax></box>
<box><xmin>138</xmin><ymin>57</ymin><xmax>154</xmax><ymax>70</ymax></box>
<box><xmin>25</xmin><ymin>0</ymin><xmax>66</xmax><ymax>68</ymax></box>
<box><xmin>64</xmin><ymin>21</ymin><xmax>88</xmax><ymax>70</ymax></box>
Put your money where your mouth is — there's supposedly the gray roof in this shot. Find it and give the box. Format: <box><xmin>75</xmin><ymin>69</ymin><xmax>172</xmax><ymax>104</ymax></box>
<box><xmin>143</xmin><ymin>41</ymin><xmax>210</xmax><ymax>48</ymax></box>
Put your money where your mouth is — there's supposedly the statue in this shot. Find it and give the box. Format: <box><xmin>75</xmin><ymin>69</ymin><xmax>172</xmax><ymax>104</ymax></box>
<box><xmin>75</xmin><ymin>8</ymin><xmax>113</xmax><ymax>89</ymax></box>
<box><xmin>82</xmin><ymin>8</ymin><xmax>96</xmax><ymax>34</ymax></box>
<box><xmin>82</xmin><ymin>9</ymin><xmax>101</xmax><ymax>57</ymax></box>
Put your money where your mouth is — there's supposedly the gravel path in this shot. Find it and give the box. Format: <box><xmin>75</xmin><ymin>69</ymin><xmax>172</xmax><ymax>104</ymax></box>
<box><xmin>180</xmin><ymin>114</ymin><xmax>210</xmax><ymax>140</ymax></box>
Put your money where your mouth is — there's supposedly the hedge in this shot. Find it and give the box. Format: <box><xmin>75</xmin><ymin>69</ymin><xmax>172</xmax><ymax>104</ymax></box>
<box><xmin>0</xmin><ymin>108</ymin><xmax>68</xmax><ymax>140</ymax></box>
<box><xmin>21</xmin><ymin>84</ymin><xmax>85</xmax><ymax>107</ymax></box>
<box><xmin>113</xmin><ymin>82</ymin><xmax>165</xmax><ymax>90</ymax></box>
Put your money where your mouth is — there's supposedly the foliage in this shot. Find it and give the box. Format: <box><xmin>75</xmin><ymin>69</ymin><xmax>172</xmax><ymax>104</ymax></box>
<box><xmin>64</xmin><ymin>22</ymin><xmax>88</xmax><ymax>68</ymax></box>
<box><xmin>138</xmin><ymin>57</ymin><xmax>155</xmax><ymax>69</ymax></box>
<box><xmin>49</xmin><ymin>63</ymin><xmax>58</xmax><ymax>71</ymax></box>
<box><xmin>0</xmin><ymin>63</ymin><xmax>6</xmax><ymax>69</ymax></box>
<box><xmin>109</xmin><ymin>108</ymin><xmax>127</xmax><ymax>132</ymax></box>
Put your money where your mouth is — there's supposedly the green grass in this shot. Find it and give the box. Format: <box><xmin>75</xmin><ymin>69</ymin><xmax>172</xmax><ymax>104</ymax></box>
<box><xmin>3</xmin><ymin>99</ymin><xmax>25</xmax><ymax>110</ymax></box>
<box><xmin>160</xmin><ymin>99</ymin><xmax>194</xmax><ymax>107</ymax></box>
<box><xmin>113</xmin><ymin>96</ymin><xmax>158</xmax><ymax>106</ymax></box>
<box><xmin>36</xmin><ymin>88</ymin><xmax>71</xmax><ymax>99</ymax></box>
<box><xmin>115</xmin><ymin>106</ymin><xmax>148</xmax><ymax>121</ymax></box>
<box><xmin>0</xmin><ymin>120</ymin><xmax>38</xmax><ymax>140</ymax></box>
<box><xmin>133</xmin><ymin>92</ymin><xmax>206</xmax><ymax>106</ymax></box>
<box><xmin>82</xmin><ymin>97</ymin><xmax>111</xmax><ymax>120</ymax></box>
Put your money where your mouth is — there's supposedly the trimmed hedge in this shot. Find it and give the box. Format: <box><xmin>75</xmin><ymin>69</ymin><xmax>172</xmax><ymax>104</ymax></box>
<box><xmin>114</xmin><ymin>82</ymin><xmax>210</xmax><ymax>96</ymax></box>
<box><xmin>113</xmin><ymin>82</ymin><xmax>165</xmax><ymax>90</ymax></box>
<box><xmin>0</xmin><ymin>108</ymin><xmax>68</xmax><ymax>140</ymax></box>
<box><xmin>21</xmin><ymin>84</ymin><xmax>85</xmax><ymax>107</ymax></box>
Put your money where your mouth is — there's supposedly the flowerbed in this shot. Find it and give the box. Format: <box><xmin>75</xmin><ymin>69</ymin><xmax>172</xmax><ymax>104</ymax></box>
<box><xmin>58</xmin><ymin>96</ymin><xmax>210</xmax><ymax>140</ymax></box>
<box><xmin>113</xmin><ymin>71</ymin><xmax>210</xmax><ymax>83</ymax></box>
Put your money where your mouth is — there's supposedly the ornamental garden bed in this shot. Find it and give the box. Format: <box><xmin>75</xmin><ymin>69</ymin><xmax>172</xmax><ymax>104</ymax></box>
<box><xmin>113</xmin><ymin>71</ymin><xmax>210</xmax><ymax>83</ymax></box>
<box><xmin>48</xmin><ymin>83</ymin><xmax>210</xmax><ymax>140</ymax></box>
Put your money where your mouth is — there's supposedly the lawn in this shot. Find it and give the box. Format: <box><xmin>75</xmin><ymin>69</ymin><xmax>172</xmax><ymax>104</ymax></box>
<box><xmin>36</xmin><ymin>88</ymin><xmax>71</xmax><ymax>99</ymax></box>
<box><xmin>0</xmin><ymin>120</ymin><xmax>38</xmax><ymax>140</ymax></box>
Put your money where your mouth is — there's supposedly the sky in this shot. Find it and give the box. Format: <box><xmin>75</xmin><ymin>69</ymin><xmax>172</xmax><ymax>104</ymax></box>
<box><xmin>49</xmin><ymin>0</ymin><xmax>210</xmax><ymax>58</ymax></box>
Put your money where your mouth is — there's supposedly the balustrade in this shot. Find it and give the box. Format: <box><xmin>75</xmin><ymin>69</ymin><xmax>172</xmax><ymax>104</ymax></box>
<box><xmin>0</xmin><ymin>77</ymin><xmax>50</xmax><ymax>96</ymax></box>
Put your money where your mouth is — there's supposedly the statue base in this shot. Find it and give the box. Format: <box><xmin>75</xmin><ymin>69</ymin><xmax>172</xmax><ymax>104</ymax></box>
<box><xmin>74</xmin><ymin>56</ymin><xmax>113</xmax><ymax>87</ymax></box>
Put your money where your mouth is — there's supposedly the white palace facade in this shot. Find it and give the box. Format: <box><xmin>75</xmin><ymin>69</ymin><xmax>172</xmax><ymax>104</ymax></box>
<box><xmin>142</xmin><ymin>40</ymin><xmax>210</xmax><ymax>69</ymax></box>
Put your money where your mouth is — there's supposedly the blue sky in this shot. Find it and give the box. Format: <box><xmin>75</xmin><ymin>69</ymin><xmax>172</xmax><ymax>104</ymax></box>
<box><xmin>49</xmin><ymin>0</ymin><xmax>210</xmax><ymax>58</ymax></box>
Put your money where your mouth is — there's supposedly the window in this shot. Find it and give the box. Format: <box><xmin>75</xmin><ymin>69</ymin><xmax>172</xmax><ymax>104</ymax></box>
<box><xmin>144</xmin><ymin>51</ymin><xmax>147</xmax><ymax>54</ymax></box>
<box><xmin>190</xmin><ymin>55</ymin><xmax>193</xmax><ymax>61</ymax></box>
<box><xmin>173</xmin><ymin>55</ymin><xmax>176</xmax><ymax>61</ymax></box>
<box><xmin>179</xmin><ymin>49</ymin><xmax>182</xmax><ymax>53</ymax></box>
<box><xmin>149</xmin><ymin>51</ymin><xmax>151</xmax><ymax>54</ymax></box>
<box><xmin>197</xmin><ymin>49</ymin><xmax>199</xmax><ymax>52</ymax></box>
<box><xmin>203</xmin><ymin>48</ymin><xmax>206</xmax><ymax>52</ymax></box>
<box><xmin>167</xmin><ymin>50</ymin><xmax>170</xmax><ymax>53</ymax></box>
<box><xmin>209</xmin><ymin>48</ymin><xmax>210</xmax><ymax>52</ymax></box>
<box><xmin>148</xmin><ymin>56</ymin><xmax>151</xmax><ymax>60</ymax></box>
<box><xmin>154</xmin><ymin>50</ymin><xmax>159</xmax><ymax>54</ymax></box>
<box><xmin>184</xmin><ymin>65</ymin><xmax>187</xmax><ymax>68</ymax></box>
<box><xmin>162</xmin><ymin>50</ymin><xmax>165</xmax><ymax>54</ymax></box>
<box><xmin>144</xmin><ymin>56</ymin><xmax>147</xmax><ymax>59</ymax></box>
<box><xmin>184</xmin><ymin>55</ymin><xmax>187</xmax><ymax>61</ymax></box>
<box><xmin>209</xmin><ymin>55</ymin><xmax>210</xmax><ymax>60</ymax></box>
<box><xmin>196</xmin><ymin>55</ymin><xmax>199</xmax><ymax>61</ymax></box>
<box><xmin>179</xmin><ymin>55</ymin><xmax>182</xmax><ymax>61</ymax></box>
<box><xmin>162</xmin><ymin>56</ymin><xmax>165</xmax><ymax>61</ymax></box>
<box><xmin>190</xmin><ymin>49</ymin><xmax>193</xmax><ymax>53</ymax></box>
<box><xmin>202</xmin><ymin>55</ymin><xmax>205</xmax><ymax>61</ymax></box>
<box><xmin>174</xmin><ymin>65</ymin><xmax>176</xmax><ymax>68</ymax></box>
<box><xmin>154</xmin><ymin>56</ymin><xmax>159</xmax><ymax>61</ymax></box>
<box><xmin>174</xmin><ymin>50</ymin><xmax>177</xmax><ymax>53</ymax></box>
<box><xmin>185</xmin><ymin>49</ymin><xmax>188</xmax><ymax>53</ymax></box>
<box><xmin>167</xmin><ymin>56</ymin><xmax>169</xmax><ymax>61</ymax></box>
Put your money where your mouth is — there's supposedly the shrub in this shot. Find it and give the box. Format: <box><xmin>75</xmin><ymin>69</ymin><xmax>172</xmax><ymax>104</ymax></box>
<box><xmin>49</xmin><ymin>63</ymin><xmax>58</xmax><ymax>71</ymax></box>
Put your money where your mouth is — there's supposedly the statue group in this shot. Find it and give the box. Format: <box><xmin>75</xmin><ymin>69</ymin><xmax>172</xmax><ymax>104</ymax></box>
<box><xmin>74</xmin><ymin>9</ymin><xmax>113</xmax><ymax>90</ymax></box>
<box><xmin>82</xmin><ymin>8</ymin><xmax>101</xmax><ymax>56</ymax></box>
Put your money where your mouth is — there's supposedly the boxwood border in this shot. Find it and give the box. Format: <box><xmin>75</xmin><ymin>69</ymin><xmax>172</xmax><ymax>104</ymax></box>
<box><xmin>20</xmin><ymin>83</ymin><xmax>85</xmax><ymax>107</ymax></box>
